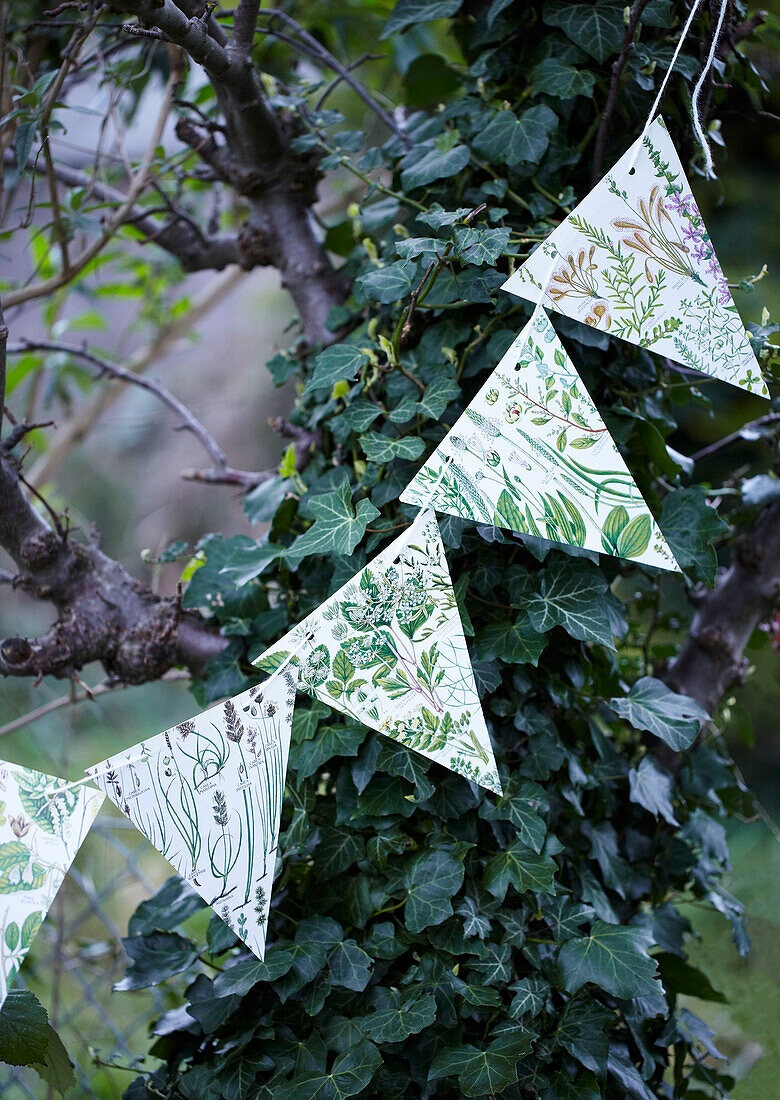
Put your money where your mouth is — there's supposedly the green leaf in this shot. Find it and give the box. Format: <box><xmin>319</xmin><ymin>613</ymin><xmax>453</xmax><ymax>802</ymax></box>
<box><xmin>483</xmin><ymin>842</ymin><xmax>557</xmax><ymax>901</ymax></box>
<box><xmin>556</xmin><ymin>999</ymin><xmax>612</xmax><ymax>1075</ymax></box>
<box><xmin>544</xmin><ymin>1</ymin><xmax>626</xmax><ymax>61</ymax></box>
<box><xmin>453</xmin><ymin>226</ymin><xmax>511</xmax><ymax>266</ymax></box>
<box><xmin>381</xmin><ymin>0</ymin><xmax>463</xmax><ymax>38</ymax></box>
<box><xmin>481</xmin><ymin>778</ymin><xmax>549</xmax><ymax>852</ymax></box>
<box><xmin>115</xmin><ymin>932</ymin><xmax>198</xmax><ymax>991</ymax></box>
<box><xmin>217</xmin><ymin>537</ymin><xmax>283</xmax><ymax>586</ymax></box>
<box><xmin>615</xmin><ymin>514</ymin><xmax>652</xmax><ymax>559</ymax></box>
<box><xmin>340</xmin><ymin>399</ymin><xmax>382</xmax><ymax>432</ymax></box>
<box><xmin>526</xmin><ymin>561</ymin><xmax>615</xmax><ymax>648</ymax></box>
<box><xmin>628</xmin><ymin>757</ymin><xmax>678</xmax><ymax>825</ymax></box>
<box><xmin>363</xmin><ymin>990</ymin><xmax>437</xmax><ymax>1043</ymax></box>
<box><xmin>430</xmin><ymin>1028</ymin><xmax>536</xmax><ymax>1096</ymax></box>
<box><xmin>532</xmin><ymin>58</ymin><xmax>596</xmax><ymax>99</ymax></box>
<box><xmin>472</xmin><ymin>105</ymin><xmax>558</xmax><ymax>165</ymax></box>
<box><xmin>0</xmin><ymin>989</ymin><xmax>49</xmax><ymax>1066</ymax></box>
<box><xmin>476</xmin><ymin>616</ymin><xmax>547</xmax><ymax>665</ymax></box>
<box><xmin>305</xmin><ymin>344</ymin><xmax>370</xmax><ymax>395</ymax></box>
<box><xmin>213</xmin><ymin>945</ymin><xmax>296</xmax><ymax>996</ymax></box>
<box><xmin>292</xmin><ymin>723</ymin><xmax>367</xmax><ymax>780</ymax></box>
<box><xmin>659</xmin><ymin>487</ymin><xmax>728</xmax><ymax>585</ymax></box>
<box><xmin>558</xmin><ymin>921</ymin><xmax>663</xmax><ymax>998</ymax></box>
<box><xmin>329</xmin><ymin>940</ymin><xmax>374</xmax><ymax>991</ymax></box>
<box><xmin>610</xmin><ymin>676</ymin><xmax>709</xmax><ymax>751</ymax></box>
<box><xmin>129</xmin><ymin>877</ymin><xmax>206</xmax><ymax>935</ymax></box>
<box><xmin>400</xmin><ymin>145</ymin><xmax>470</xmax><ymax>190</ymax></box>
<box><xmin>30</xmin><ymin>1024</ymin><xmax>77</xmax><ymax>1095</ymax></box>
<box><xmin>494</xmin><ymin>488</ymin><xmax>527</xmax><ymax>533</ymax></box>
<box><xmin>360</xmin><ymin>433</ymin><xmax>426</xmax><ymax>463</ymax></box>
<box><xmin>355</xmin><ymin>260</ymin><xmax>418</xmax><ymax>303</ymax></box>
<box><xmin>286</xmin><ymin>482</ymin><xmax>379</xmax><ymax>567</ymax></box>
<box><xmin>274</xmin><ymin>1039</ymin><xmax>382</xmax><ymax>1099</ymax></box>
<box><xmin>403</xmin><ymin>849</ymin><xmax>465</xmax><ymax>932</ymax></box>
<box><xmin>416</xmin><ymin>376</ymin><xmax>461</xmax><ymax>419</ymax></box>
<box><xmin>314</xmin><ymin>827</ymin><xmax>365</xmax><ymax>880</ymax></box>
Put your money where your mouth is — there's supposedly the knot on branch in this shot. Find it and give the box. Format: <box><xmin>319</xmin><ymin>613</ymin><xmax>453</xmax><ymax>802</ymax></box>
<box><xmin>0</xmin><ymin>638</ymin><xmax>33</xmax><ymax>667</ymax></box>
<box><xmin>238</xmin><ymin>221</ymin><xmax>272</xmax><ymax>266</ymax></box>
<box><xmin>735</xmin><ymin>533</ymin><xmax>763</xmax><ymax>568</ymax></box>
<box><xmin>19</xmin><ymin>530</ymin><xmax>62</xmax><ymax>570</ymax></box>
<box><xmin>694</xmin><ymin>625</ymin><xmax>734</xmax><ymax>658</ymax></box>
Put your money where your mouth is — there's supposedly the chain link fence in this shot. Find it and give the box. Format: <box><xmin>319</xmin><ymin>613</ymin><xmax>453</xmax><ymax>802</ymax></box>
<box><xmin>0</xmin><ymin>807</ymin><xmax>175</xmax><ymax>1100</ymax></box>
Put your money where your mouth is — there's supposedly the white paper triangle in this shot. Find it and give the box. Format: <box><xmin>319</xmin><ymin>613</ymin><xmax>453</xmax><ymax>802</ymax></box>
<box><xmin>87</xmin><ymin>670</ymin><xmax>297</xmax><ymax>960</ymax></box>
<box><xmin>255</xmin><ymin>510</ymin><xmax>501</xmax><ymax>794</ymax></box>
<box><xmin>400</xmin><ymin>311</ymin><xmax>679</xmax><ymax>571</ymax></box>
<box><xmin>0</xmin><ymin>761</ymin><xmax>103</xmax><ymax>1008</ymax></box>
<box><xmin>502</xmin><ymin>117</ymin><xmax>768</xmax><ymax>398</ymax></box>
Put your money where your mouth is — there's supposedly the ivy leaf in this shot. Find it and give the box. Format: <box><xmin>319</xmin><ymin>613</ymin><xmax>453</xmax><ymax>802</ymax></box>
<box><xmin>544</xmin><ymin>1</ymin><xmax>625</xmax><ymax>62</ymax></box>
<box><xmin>217</xmin><ymin>537</ymin><xmax>283</xmax><ymax>586</ymax></box>
<box><xmin>430</xmin><ymin>1028</ymin><xmax>536</xmax><ymax>1096</ymax></box>
<box><xmin>556</xmin><ymin>999</ymin><xmax>612</xmax><ymax>1075</ymax></box>
<box><xmin>329</xmin><ymin>940</ymin><xmax>374</xmax><ymax>991</ymax></box>
<box><xmin>355</xmin><ymin>260</ymin><xmax>418</xmax><ymax>304</ymax></box>
<box><xmin>213</xmin><ymin>945</ymin><xmax>296</xmax><ymax>996</ymax></box>
<box><xmin>483</xmin><ymin>842</ymin><xmax>557</xmax><ymax>901</ymax></box>
<box><xmin>531</xmin><ymin>58</ymin><xmax>596</xmax><ymax>98</ymax></box>
<box><xmin>129</xmin><ymin>877</ymin><xmax>206</xmax><ymax>935</ymax></box>
<box><xmin>115</xmin><ymin>932</ymin><xmax>198</xmax><ymax>991</ymax></box>
<box><xmin>526</xmin><ymin>561</ymin><xmax>615</xmax><ymax>648</ymax></box>
<box><xmin>286</xmin><ymin>482</ymin><xmax>380</xmax><ymax>567</ymax></box>
<box><xmin>481</xmin><ymin>779</ymin><xmax>548</xmax><ymax>852</ymax></box>
<box><xmin>400</xmin><ymin>145</ymin><xmax>470</xmax><ymax>190</ymax></box>
<box><xmin>453</xmin><ymin>226</ymin><xmax>511</xmax><ymax>265</ymax></box>
<box><xmin>363</xmin><ymin>990</ymin><xmax>437</xmax><ymax>1043</ymax></box>
<box><xmin>610</xmin><ymin>677</ymin><xmax>709</xmax><ymax>751</ymax></box>
<box><xmin>658</xmin><ymin>487</ymin><xmax>728</xmax><ymax>586</ymax></box>
<box><xmin>558</xmin><ymin>922</ymin><xmax>663</xmax><ymax>999</ymax></box>
<box><xmin>403</xmin><ymin>848</ymin><xmax>465</xmax><ymax>932</ymax></box>
<box><xmin>292</xmin><ymin>723</ymin><xmax>367</xmax><ymax>780</ymax></box>
<box><xmin>360</xmin><ymin>433</ymin><xmax>426</xmax><ymax>463</ymax></box>
<box><xmin>628</xmin><ymin>757</ymin><xmax>679</xmax><ymax>825</ymax></box>
<box><xmin>0</xmin><ymin>990</ymin><xmax>50</xmax><ymax>1066</ymax></box>
<box><xmin>305</xmin><ymin>344</ymin><xmax>371</xmax><ymax>395</ymax></box>
<box><xmin>416</xmin><ymin>376</ymin><xmax>461</xmax><ymax>419</ymax></box>
<box><xmin>274</xmin><ymin>1038</ymin><xmax>382</xmax><ymax>1099</ymax></box>
<box><xmin>472</xmin><ymin>105</ymin><xmax>558</xmax><ymax>165</ymax></box>
<box><xmin>314</xmin><ymin>827</ymin><xmax>365</xmax><ymax>880</ymax></box>
<box><xmin>381</xmin><ymin>0</ymin><xmax>463</xmax><ymax>38</ymax></box>
<box><xmin>476</xmin><ymin>616</ymin><xmax>548</xmax><ymax>665</ymax></box>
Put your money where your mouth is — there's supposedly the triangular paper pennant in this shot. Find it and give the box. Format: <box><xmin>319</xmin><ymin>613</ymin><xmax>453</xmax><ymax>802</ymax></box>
<box><xmin>255</xmin><ymin>510</ymin><xmax>501</xmax><ymax>794</ymax></box>
<box><xmin>502</xmin><ymin>117</ymin><xmax>768</xmax><ymax>398</ymax></box>
<box><xmin>400</xmin><ymin>311</ymin><xmax>679</xmax><ymax>571</ymax></box>
<box><xmin>0</xmin><ymin>761</ymin><xmax>103</xmax><ymax>1008</ymax></box>
<box><xmin>87</xmin><ymin>670</ymin><xmax>297</xmax><ymax>960</ymax></box>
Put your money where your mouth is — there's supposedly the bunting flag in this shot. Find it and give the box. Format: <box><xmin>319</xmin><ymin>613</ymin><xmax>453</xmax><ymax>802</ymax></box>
<box><xmin>87</xmin><ymin>670</ymin><xmax>297</xmax><ymax>961</ymax></box>
<box><xmin>502</xmin><ymin>117</ymin><xmax>768</xmax><ymax>398</ymax></box>
<box><xmin>256</xmin><ymin>510</ymin><xmax>501</xmax><ymax>794</ymax></box>
<box><xmin>0</xmin><ymin>762</ymin><xmax>103</xmax><ymax>1009</ymax></box>
<box><xmin>401</xmin><ymin>311</ymin><xmax>679</xmax><ymax>571</ymax></box>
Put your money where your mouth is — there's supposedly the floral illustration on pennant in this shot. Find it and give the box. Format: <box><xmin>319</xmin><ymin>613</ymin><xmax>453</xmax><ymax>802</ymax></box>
<box><xmin>255</xmin><ymin>511</ymin><xmax>501</xmax><ymax>795</ymax></box>
<box><xmin>0</xmin><ymin>761</ymin><xmax>103</xmax><ymax>1008</ymax></box>
<box><xmin>87</xmin><ymin>671</ymin><xmax>297</xmax><ymax>960</ymax></box>
<box><xmin>502</xmin><ymin>116</ymin><xmax>768</xmax><ymax>398</ymax></box>
<box><xmin>400</xmin><ymin>311</ymin><xmax>679</xmax><ymax>572</ymax></box>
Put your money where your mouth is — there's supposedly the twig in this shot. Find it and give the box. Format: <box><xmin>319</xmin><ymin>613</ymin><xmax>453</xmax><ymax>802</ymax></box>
<box><xmin>259</xmin><ymin>10</ymin><xmax>409</xmax><ymax>144</ymax></box>
<box><xmin>121</xmin><ymin>24</ymin><xmax>173</xmax><ymax>42</ymax></box>
<box><xmin>0</xmin><ymin>300</ymin><xmax>7</xmax><ymax>440</ymax></box>
<box><xmin>689</xmin><ymin>413</ymin><xmax>780</xmax><ymax>463</ymax></box>
<box><xmin>6</xmin><ymin>338</ymin><xmax>268</xmax><ymax>486</ymax></box>
<box><xmin>28</xmin><ymin>267</ymin><xmax>245</xmax><ymax>486</ymax></box>
<box><xmin>0</xmin><ymin>671</ymin><xmax>191</xmax><ymax>738</ymax></box>
<box><xmin>591</xmin><ymin>0</ymin><xmax>651</xmax><ymax>183</ymax></box>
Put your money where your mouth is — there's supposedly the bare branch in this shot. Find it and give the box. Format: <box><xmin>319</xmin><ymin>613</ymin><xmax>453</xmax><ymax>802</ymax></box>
<box><xmin>591</xmin><ymin>0</ymin><xmax>651</xmax><ymax>184</ymax></box>
<box><xmin>0</xmin><ymin>300</ymin><xmax>7</xmax><ymax>440</ymax></box>
<box><xmin>689</xmin><ymin>413</ymin><xmax>780</xmax><ymax>464</ymax></box>
<box><xmin>231</xmin><ymin>0</ymin><xmax>261</xmax><ymax>56</ymax></box>
<box><xmin>665</xmin><ymin>501</ymin><xmax>780</xmax><ymax>713</ymax></box>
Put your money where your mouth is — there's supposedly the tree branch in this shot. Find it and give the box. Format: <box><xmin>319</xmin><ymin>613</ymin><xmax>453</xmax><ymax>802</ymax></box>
<box><xmin>0</xmin><ymin>442</ymin><xmax>228</xmax><ymax>683</ymax></box>
<box><xmin>591</xmin><ymin>0</ymin><xmax>651</xmax><ymax>184</ymax></box>
<box><xmin>665</xmin><ymin>501</ymin><xmax>780</xmax><ymax>713</ymax></box>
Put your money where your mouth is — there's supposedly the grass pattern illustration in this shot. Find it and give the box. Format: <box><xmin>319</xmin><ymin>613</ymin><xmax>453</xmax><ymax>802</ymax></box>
<box><xmin>0</xmin><ymin>763</ymin><xmax>103</xmax><ymax>1007</ymax></box>
<box><xmin>88</xmin><ymin>672</ymin><xmax>297</xmax><ymax>959</ymax></box>
<box><xmin>401</xmin><ymin>312</ymin><xmax>678</xmax><ymax>570</ymax></box>
<box><xmin>256</xmin><ymin>512</ymin><xmax>501</xmax><ymax>794</ymax></box>
<box><xmin>504</xmin><ymin>117</ymin><xmax>768</xmax><ymax>396</ymax></box>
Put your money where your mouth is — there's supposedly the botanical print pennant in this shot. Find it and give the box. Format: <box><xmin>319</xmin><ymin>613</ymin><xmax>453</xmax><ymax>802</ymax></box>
<box><xmin>0</xmin><ymin>762</ymin><xmax>103</xmax><ymax>1008</ymax></box>
<box><xmin>502</xmin><ymin>116</ymin><xmax>768</xmax><ymax>398</ymax></box>
<box><xmin>87</xmin><ymin>670</ymin><xmax>297</xmax><ymax>961</ymax></box>
<box><xmin>255</xmin><ymin>510</ymin><xmax>501</xmax><ymax>794</ymax></box>
<box><xmin>400</xmin><ymin>311</ymin><xmax>679</xmax><ymax>571</ymax></box>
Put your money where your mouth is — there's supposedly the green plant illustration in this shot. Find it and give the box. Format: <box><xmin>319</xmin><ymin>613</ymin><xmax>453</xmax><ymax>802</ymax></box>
<box><xmin>88</xmin><ymin>674</ymin><xmax>297</xmax><ymax>960</ymax></box>
<box><xmin>0</xmin><ymin>763</ymin><xmax>103</xmax><ymax>1008</ymax></box>
<box><xmin>401</xmin><ymin>312</ymin><xmax>677</xmax><ymax>570</ymax></box>
<box><xmin>505</xmin><ymin>117</ymin><xmax>768</xmax><ymax>396</ymax></box>
<box><xmin>256</xmin><ymin>513</ymin><xmax>501</xmax><ymax>793</ymax></box>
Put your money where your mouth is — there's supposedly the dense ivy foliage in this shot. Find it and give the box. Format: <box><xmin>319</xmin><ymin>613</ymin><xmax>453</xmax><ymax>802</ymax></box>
<box><xmin>7</xmin><ymin>1</ymin><xmax>778</xmax><ymax>1097</ymax></box>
